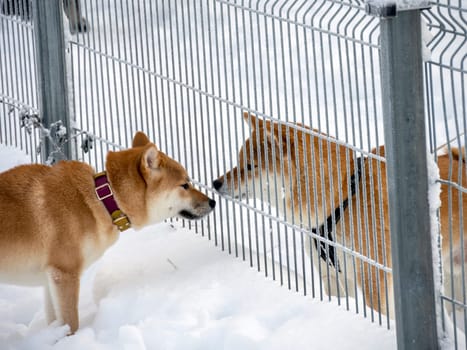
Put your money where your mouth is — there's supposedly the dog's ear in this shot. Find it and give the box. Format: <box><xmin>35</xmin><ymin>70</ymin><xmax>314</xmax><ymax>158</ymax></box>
<box><xmin>133</xmin><ymin>132</ymin><xmax>151</xmax><ymax>148</ymax></box>
<box><xmin>243</xmin><ymin>112</ymin><xmax>264</xmax><ymax>132</ymax></box>
<box><xmin>265</xmin><ymin>123</ymin><xmax>293</xmax><ymax>162</ymax></box>
<box><xmin>243</xmin><ymin>112</ymin><xmax>287</xmax><ymax>160</ymax></box>
<box><xmin>243</xmin><ymin>111</ymin><xmax>276</xmax><ymax>134</ymax></box>
<box><xmin>142</xmin><ymin>144</ymin><xmax>161</xmax><ymax>170</ymax></box>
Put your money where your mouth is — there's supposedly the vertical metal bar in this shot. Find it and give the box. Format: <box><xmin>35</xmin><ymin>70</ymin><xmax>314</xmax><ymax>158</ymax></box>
<box><xmin>32</xmin><ymin>0</ymin><xmax>70</xmax><ymax>162</ymax></box>
<box><xmin>0</xmin><ymin>11</ymin><xmax>7</xmax><ymax>145</ymax></box>
<box><xmin>193</xmin><ymin>0</ymin><xmax>207</xmax><ymax>237</ymax></box>
<box><xmin>149</xmin><ymin>0</ymin><xmax>162</xmax><ymax>147</ymax></box>
<box><xmin>86</xmin><ymin>0</ymin><xmax>98</xmax><ymax>166</ymax></box>
<box><xmin>199</xmin><ymin>0</ymin><xmax>214</xmax><ymax>241</ymax></box>
<box><xmin>254</xmin><ymin>1</ymin><xmax>276</xmax><ymax>282</ymax></box>
<box><xmin>213</xmin><ymin>0</ymin><xmax>228</xmax><ymax>251</ymax></box>
<box><xmin>207</xmin><ymin>0</ymin><xmax>220</xmax><ymax>247</ymax></box>
<box><xmin>11</xmin><ymin>12</ymin><xmax>19</xmax><ymax>148</ymax></box>
<box><xmin>379</xmin><ymin>9</ymin><xmax>438</xmax><ymax>350</ymax></box>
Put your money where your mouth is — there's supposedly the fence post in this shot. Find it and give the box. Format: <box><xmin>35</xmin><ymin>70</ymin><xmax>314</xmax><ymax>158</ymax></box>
<box><xmin>367</xmin><ymin>2</ymin><xmax>439</xmax><ymax>349</ymax></box>
<box><xmin>32</xmin><ymin>0</ymin><xmax>71</xmax><ymax>163</ymax></box>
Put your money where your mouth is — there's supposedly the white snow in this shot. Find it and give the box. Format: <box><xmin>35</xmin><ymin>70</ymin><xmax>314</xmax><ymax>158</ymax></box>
<box><xmin>0</xmin><ymin>144</ymin><xmax>30</xmax><ymax>168</ymax></box>
<box><xmin>1</xmin><ymin>0</ymin><xmax>464</xmax><ymax>347</ymax></box>
<box><xmin>0</xmin><ymin>146</ymin><xmax>397</xmax><ymax>349</ymax></box>
<box><xmin>427</xmin><ymin>152</ymin><xmax>458</xmax><ymax>350</ymax></box>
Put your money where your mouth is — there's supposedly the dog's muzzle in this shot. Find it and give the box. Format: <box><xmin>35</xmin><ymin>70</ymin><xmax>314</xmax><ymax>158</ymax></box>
<box><xmin>178</xmin><ymin>199</ymin><xmax>216</xmax><ymax>220</ymax></box>
<box><xmin>213</xmin><ymin>178</ymin><xmax>231</xmax><ymax>196</ymax></box>
<box><xmin>213</xmin><ymin>179</ymin><xmax>248</xmax><ymax>200</ymax></box>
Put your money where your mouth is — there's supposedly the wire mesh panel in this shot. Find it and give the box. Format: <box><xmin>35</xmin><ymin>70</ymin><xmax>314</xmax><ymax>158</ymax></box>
<box><xmin>0</xmin><ymin>0</ymin><xmax>41</xmax><ymax>162</ymax></box>
<box><xmin>424</xmin><ymin>1</ymin><xmax>467</xmax><ymax>348</ymax></box>
<box><xmin>67</xmin><ymin>0</ymin><xmax>392</xmax><ymax>327</ymax></box>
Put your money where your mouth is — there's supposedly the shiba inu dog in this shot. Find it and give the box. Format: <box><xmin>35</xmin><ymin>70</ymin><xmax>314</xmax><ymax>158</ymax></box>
<box><xmin>0</xmin><ymin>132</ymin><xmax>215</xmax><ymax>334</ymax></box>
<box><xmin>213</xmin><ymin>112</ymin><xmax>465</xmax><ymax>320</ymax></box>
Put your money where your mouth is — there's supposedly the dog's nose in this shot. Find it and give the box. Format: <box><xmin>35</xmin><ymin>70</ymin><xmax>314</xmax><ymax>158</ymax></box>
<box><xmin>209</xmin><ymin>199</ymin><xmax>216</xmax><ymax>208</ymax></box>
<box><xmin>213</xmin><ymin>179</ymin><xmax>223</xmax><ymax>191</ymax></box>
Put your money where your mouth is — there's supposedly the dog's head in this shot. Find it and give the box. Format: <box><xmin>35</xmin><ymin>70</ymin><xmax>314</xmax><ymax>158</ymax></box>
<box><xmin>213</xmin><ymin>112</ymin><xmax>291</xmax><ymax>202</ymax></box>
<box><xmin>213</xmin><ymin>113</ymin><xmax>357</xmax><ymax>224</ymax></box>
<box><xmin>106</xmin><ymin>132</ymin><xmax>215</xmax><ymax>228</ymax></box>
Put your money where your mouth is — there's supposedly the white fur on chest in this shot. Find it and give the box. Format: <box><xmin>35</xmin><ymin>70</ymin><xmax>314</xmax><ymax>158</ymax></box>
<box><xmin>81</xmin><ymin>228</ymin><xmax>120</xmax><ymax>270</ymax></box>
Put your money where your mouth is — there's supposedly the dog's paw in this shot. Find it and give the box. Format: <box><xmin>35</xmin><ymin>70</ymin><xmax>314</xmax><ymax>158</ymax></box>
<box><xmin>69</xmin><ymin>17</ymin><xmax>89</xmax><ymax>34</ymax></box>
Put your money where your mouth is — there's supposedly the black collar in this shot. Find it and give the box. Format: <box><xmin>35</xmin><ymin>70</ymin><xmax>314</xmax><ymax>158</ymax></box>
<box><xmin>311</xmin><ymin>157</ymin><xmax>364</xmax><ymax>271</ymax></box>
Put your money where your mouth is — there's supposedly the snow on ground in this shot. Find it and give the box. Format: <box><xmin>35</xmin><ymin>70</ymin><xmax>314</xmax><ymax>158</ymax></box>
<box><xmin>0</xmin><ymin>146</ymin><xmax>397</xmax><ymax>349</ymax></box>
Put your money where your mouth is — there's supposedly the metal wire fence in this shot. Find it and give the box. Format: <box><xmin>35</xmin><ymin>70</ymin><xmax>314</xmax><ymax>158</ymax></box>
<box><xmin>424</xmin><ymin>1</ymin><xmax>467</xmax><ymax>346</ymax></box>
<box><xmin>0</xmin><ymin>1</ymin><xmax>41</xmax><ymax>162</ymax></box>
<box><xmin>67</xmin><ymin>0</ymin><xmax>390</xmax><ymax>325</ymax></box>
<box><xmin>0</xmin><ymin>0</ymin><xmax>465</xmax><ymax>348</ymax></box>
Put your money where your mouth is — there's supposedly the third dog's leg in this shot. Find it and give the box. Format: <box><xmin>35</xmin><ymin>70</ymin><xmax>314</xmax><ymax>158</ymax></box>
<box><xmin>62</xmin><ymin>0</ymin><xmax>88</xmax><ymax>33</ymax></box>
<box><xmin>46</xmin><ymin>266</ymin><xmax>80</xmax><ymax>334</ymax></box>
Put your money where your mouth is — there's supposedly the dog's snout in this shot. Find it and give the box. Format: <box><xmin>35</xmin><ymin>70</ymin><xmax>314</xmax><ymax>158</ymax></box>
<box><xmin>209</xmin><ymin>199</ymin><xmax>216</xmax><ymax>208</ymax></box>
<box><xmin>213</xmin><ymin>179</ymin><xmax>223</xmax><ymax>191</ymax></box>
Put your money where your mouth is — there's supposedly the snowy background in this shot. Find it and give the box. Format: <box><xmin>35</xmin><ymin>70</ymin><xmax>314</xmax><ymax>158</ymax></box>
<box><xmin>0</xmin><ymin>146</ymin><xmax>397</xmax><ymax>349</ymax></box>
<box><xmin>1</xmin><ymin>0</ymin><xmax>465</xmax><ymax>348</ymax></box>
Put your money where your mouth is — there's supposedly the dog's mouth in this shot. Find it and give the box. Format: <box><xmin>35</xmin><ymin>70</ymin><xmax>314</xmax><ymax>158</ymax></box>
<box><xmin>230</xmin><ymin>192</ymin><xmax>248</xmax><ymax>200</ymax></box>
<box><xmin>178</xmin><ymin>210</ymin><xmax>203</xmax><ymax>220</ymax></box>
<box><xmin>215</xmin><ymin>189</ymin><xmax>247</xmax><ymax>200</ymax></box>
<box><xmin>214</xmin><ymin>187</ymin><xmax>249</xmax><ymax>201</ymax></box>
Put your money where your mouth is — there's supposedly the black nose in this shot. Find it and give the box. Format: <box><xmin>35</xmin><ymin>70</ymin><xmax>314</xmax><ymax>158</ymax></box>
<box><xmin>209</xmin><ymin>199</ymin><xmax>216</xmax><ymax>208</ymax></box>
<box><xmin>212</xmin><ymin>179</ymin><xmax>223</xmax><ymax>191</ymax></box>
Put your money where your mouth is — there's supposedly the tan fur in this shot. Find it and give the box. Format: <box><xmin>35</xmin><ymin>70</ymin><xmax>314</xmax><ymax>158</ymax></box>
<box><xmin>214</xmin><ymin>112</ymin><xmax>465</xmax><ymax>319</ymax></box>
<box><xmin>438</xmin><ymin>146</ymin><xmax>467</xmax><ymax>327</ymax></box>
<box><xmin>0</xmin><ymin>132</ymin><xmax>215</xmax><ymax>334</ymax></box>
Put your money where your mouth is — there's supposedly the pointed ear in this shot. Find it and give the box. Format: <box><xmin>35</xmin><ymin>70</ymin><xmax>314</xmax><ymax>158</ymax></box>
<box><xmin>142</xmin><ymin>144</ymin><xmax>160</xmax><ymax>170</ymax></box>
<box><xmin>267</xmin><ymin>123</ymin><xmax>291</xmax><ymax>161</ymax></box>
<box><xmin>243</xmin><ymin>112</ymin><xmax>276</xmax><ymax>135</ymax></box>
<box><xmin>133</xmin><ymin>132</ymin><xmax>151</xmax><ymax>148</ymax></box>
<box><xmin>243</xmin><ymin>111</ymin><xmax>263</xmax><ymax>132</ymax></box>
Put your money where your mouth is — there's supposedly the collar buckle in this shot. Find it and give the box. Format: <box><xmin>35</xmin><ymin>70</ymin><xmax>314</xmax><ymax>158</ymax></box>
<box><xmin>95</xmin><ymin>183</ymin><xmax>113</xmax><ymax>200</ymax></box>
<box><xmin>112</xmin><ymin>210</ymin><xmax>131</xmax><ymax>231</ymax></box>
<box><xmin>94</xmin><ymin>171</ymin><xmax>131</xmax><ymax>232</ymax></box>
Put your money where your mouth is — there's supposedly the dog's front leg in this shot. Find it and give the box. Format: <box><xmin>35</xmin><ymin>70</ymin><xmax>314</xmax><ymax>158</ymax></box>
<box><xmin>45</xmin><ymin>266</ymin><xmax>80</xmax><ymax>334</ymax></box>
<box><xmin>306</xmin><ymin>235</ymin><xmax>345</xmax><ymax>298</ymax></box>
<box><xmin>44</xmin><ymin>282</ymin><xmax>57</xmax><ymax>325</ymax></box>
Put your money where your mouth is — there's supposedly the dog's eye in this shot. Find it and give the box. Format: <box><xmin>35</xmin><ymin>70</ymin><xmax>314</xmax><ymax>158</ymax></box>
<box><xmin>246</xmin><ymin>164</ymin><xmax>255</xmax><ymax>171</ymax></box>
<box><xmin>181</xmin><ymin>183</ymin><xmax>190</xmax><ymax>190</ymax></box>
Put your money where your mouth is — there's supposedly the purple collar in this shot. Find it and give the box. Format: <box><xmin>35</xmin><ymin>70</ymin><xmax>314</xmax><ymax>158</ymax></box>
<box><xmin>94</xmin><ymin>171</ymin><xmax>131</xmax><ymax>231</ymax></box>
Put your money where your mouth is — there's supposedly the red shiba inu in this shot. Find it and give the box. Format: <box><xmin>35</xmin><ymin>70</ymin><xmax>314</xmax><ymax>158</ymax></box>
<box><xmin>213</xmin><ymin>112</ymin><xmax>465</xmax><ymax>321</ymax></box>
<box><xmin>0</xmin><ymin>132</ymin><xmax>215</xmax><ymax>334</ymax></box>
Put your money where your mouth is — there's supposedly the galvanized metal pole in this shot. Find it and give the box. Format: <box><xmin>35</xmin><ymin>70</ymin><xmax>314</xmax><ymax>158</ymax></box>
<box><xmin>33</xmin><ymin>0</ymin><xmax>71</xmax><ymax>163</ymax></box>
<box><xmin>369</xmin><ymin>3</ymin><xmax>439</xmax><ymax>349</ymax></box>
